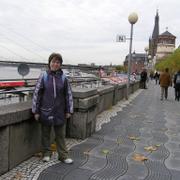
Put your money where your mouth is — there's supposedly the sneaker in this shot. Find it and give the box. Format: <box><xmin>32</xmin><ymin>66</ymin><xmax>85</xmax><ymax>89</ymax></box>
<box><xmin>62</xmin><ymin>158</ymin><xmax>73</xmax><ymax>164</ymax></box>
<box><xmin>42</xmin><ymin>156</ymin><xmax>50</xmax><ymax>162</ymax></box>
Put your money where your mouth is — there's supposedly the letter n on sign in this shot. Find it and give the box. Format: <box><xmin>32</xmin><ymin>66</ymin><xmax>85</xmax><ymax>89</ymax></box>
<box><xmin>116</xmin><ymin>35</ymin><xmax>126</xmax><ymax>42</ymax></box>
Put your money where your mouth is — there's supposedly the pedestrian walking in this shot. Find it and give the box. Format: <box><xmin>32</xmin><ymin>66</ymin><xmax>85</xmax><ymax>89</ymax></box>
<box><xmin>140</xmin><ymin>69</ymin><xmax>147</xmax><ymax>89</ymax></box>
<box><xmin>32</xmin><ymin>53</ymin><xmax>74</xmax><ymax>164</ymax></box>
<box><xmin>159</xmin><ymin>68</ymin><xmax>172</xmax><ymax>100</ymax></box>
<box><xmin>149</xmin><ymin>71</ymin><xmax>154</xmax><ymax>80</ymax></box>
<box><xmin>154</xmin><ymin>72</ymin><xmax>160</xmax><ymax>85</ymax></box>
<box><xmin>173</xmin><ymin>70</ymin><xmax>180</xmax><ymax>101</ymax></box>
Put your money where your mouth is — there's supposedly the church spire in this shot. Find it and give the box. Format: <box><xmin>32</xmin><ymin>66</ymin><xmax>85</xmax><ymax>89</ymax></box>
<box><xmin>152</xmin><ymin>10</ymin><xmax>159</xmax><ymax>39</ymax></box>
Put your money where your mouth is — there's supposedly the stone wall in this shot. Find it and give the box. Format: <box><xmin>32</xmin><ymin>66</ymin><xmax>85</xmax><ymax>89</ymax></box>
<box><xmin>0</xmin><ymin>81</ymin><xmax>139</xmax><ymax>175</ymax></box>
<box><xmin>0</xmin><ymin>102</ymin><xmax>42</xmax><ymax>175</ymax></box>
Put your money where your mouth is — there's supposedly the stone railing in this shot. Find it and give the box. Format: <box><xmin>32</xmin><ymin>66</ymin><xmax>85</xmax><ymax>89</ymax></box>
<box><xmin>0</xmin><ymin>81</ymin><xmax>139</xmax><ymax>175</ymax></box>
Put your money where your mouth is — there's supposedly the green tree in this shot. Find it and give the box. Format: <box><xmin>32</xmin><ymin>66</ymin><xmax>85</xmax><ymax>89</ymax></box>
<box><xmin>155</xmin><ymin>48</ymin><xmax>180</xmax><ymax>73</ymax></box>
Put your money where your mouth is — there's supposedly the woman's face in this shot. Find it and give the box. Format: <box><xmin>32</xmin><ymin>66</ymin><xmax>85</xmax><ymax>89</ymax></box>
<box><xmin>50</xmin><ymin>57</ymin><xmax>61</xmax><ymax>71</ymax></box>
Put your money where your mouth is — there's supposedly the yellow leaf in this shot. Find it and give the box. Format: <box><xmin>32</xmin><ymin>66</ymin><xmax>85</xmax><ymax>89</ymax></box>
<box><xmin>101</xmin><ymin>149</ymin><xmax>109</xmax><ymax>155</ymax></box>
<box><xmin>128</xmin><ymin>136</ymin><xmax>140</xmax><ymax>141</ymax></box>
<box><xmin>144</xmin><ymin>146</ymin><xmax>157</xmax><ymax>152</ymax></box>
<box><xmin>155</xmin><ymin>144</ymin><xmax>161</xmax><ymax>147</ymax></box>
<box><xmin>117</xmin><ymin>138</ymin><xmax>123</xmax><ymax>144</ymax></box>
<box><xmin>50</xmin><ymin>143</ymin><xmax>57</xmax><ymax>152</ymax></box>
<box><xmin>132</xmin><ymin>153</ymin><xmax>148</xmax><ymax>162</ymax></box>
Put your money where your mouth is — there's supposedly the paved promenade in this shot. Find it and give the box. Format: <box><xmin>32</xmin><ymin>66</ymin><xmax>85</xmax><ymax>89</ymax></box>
<box><xmin>1</xmin><ymin>81</ymin><xmax>180</xmax><ymax>180</ymax></box>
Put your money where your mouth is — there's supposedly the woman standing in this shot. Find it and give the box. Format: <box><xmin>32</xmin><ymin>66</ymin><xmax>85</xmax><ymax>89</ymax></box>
<box><xmin>32</xmin><ymin>53</ymin><xmax>73</xmax><ymax>163</ymax></box>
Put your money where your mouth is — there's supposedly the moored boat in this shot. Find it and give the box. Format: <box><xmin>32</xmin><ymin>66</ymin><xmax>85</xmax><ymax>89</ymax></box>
<box><xmin>0</xmin><ymin>81</ymin><xmax>25</xmax><ymax>88</ymax></box>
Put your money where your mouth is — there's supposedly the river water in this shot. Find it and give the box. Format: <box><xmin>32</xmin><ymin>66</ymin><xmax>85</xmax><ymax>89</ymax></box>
<box><xmin>0</xmin><ymin>65</ymin><xmax>42</xmax><ymax>80</ymax></box>
<box><xmin>0</xmin><ymin>65</ymin><xmax>43</xmax><ymax>106</ymax></box>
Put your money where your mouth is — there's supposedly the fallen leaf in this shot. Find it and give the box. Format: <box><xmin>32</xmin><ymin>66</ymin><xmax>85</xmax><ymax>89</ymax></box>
<box><xmin>155</xmin><ymin>144</ymin><xmax>161</xmax><ymax>147</ymax></box>
<box><xmin>50</xmin><ymin>143</ymin><xmax>57</xmax><ymax>152</ymax></box>
<box><xmin>144</xmin><ymin>146</ymin><xmax>157</xmax><ymax>152</ymax></box>
<box><xmin>117</xmin><ymin>138</ymin><xmax>123</xmax><ymax>144</ymax></box>
<box><xmin>13</xmin><ymin>172</ymin><xmax>23</xmax><ymax>180</ymax></box>
<box><xmin>101</xmin><ymin>149</ymin><xmax>109</xmax><ymax>155</ymax></box>
<box><xmin>132</xmin><ymin>153</ymin><xmax>148</xmax><ymax>162</ymax></box>
<box><xmin>128</xmin><ymin>136</ymin><xmax>140</xmax><ymax>141</ymax></box>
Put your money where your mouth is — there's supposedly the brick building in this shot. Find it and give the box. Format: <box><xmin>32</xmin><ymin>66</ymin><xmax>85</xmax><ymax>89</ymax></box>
<box><xmin>124</xmin><ymin>52</ymin><xmax>147</xmax><ymax>74</ymax></box>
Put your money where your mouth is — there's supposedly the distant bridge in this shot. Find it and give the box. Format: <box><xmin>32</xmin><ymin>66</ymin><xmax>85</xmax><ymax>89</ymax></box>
<box><xmin>0</xmin><ymin>60</ymin><xmax>100</xmax><ymax>71</ymax></box>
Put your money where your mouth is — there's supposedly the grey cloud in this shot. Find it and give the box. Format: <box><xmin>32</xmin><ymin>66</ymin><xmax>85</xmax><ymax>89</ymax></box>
<box><xmin>0</xmin><ymin>0</ymin><xmax>179</xmax><ymax>65</ymax></box>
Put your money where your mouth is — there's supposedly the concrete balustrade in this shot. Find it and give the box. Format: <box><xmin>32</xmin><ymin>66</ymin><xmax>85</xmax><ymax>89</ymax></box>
<box><xmin>0</xmin><ymin>81</ymin><xmax>139</xmax><ymax>175</ymax></box>
<box><xmin>97</xmin><ymin>85</ymin><xmax>114</xmax><ymax>113</ymax></box>
<box><xmin>0</xmin><ymin>102</ymin><xmax>41</xmax><ymax>175</ymax></box>
<box><xmin>67</xmin><ymin>87</ymin><xmax>98</xmax><ymax>139</ymax></box>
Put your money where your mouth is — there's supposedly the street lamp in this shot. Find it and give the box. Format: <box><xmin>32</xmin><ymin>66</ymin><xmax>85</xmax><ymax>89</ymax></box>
<box><xmin>144</xmin><ymin>47</ymin><xmax>148</xmax><ymax>68</ymax></box>
<box><xmin>127</xmin><ymin>12</ymin><xmax>138</xmax><ymax>99</ymax></box>
<box><xmin>148</xmin><ymin>55</ymin><xmax>152</xmax><ymax>69</ymax></box>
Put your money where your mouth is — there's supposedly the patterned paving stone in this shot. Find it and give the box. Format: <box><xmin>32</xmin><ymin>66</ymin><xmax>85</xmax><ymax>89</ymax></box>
<box><xmin>64</xmin><ymin>168</ymin><xmax>94</xmax><ymax>180</ymax></box>
<box><xmin>89</xmin><ymin>152</ymin><xmax>128</xmax><ymax>180</ymax></box>
<box><xmin>117</xmin><ymin>161</ymin><xmax>148</xmax><ymax>180</ymax></box>
<box><xmin>144</xmin><ymin>160</ymin><xmax>172</xmax><ymax>180</ymax></box>
<box><xmin>2</xmin><ymin>82</ymin><xmax>180</xmax><ymax>180</ymax></box>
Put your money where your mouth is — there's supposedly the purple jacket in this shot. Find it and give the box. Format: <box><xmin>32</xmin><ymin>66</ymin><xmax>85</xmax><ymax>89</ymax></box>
<box><xmin>32</xmin><ymin>70</ymin><xmax>73</xmax><ymax>125</ymax></box>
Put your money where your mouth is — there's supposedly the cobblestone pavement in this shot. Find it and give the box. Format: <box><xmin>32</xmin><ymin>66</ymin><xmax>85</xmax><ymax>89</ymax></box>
<box><xmin>0</xmin><ymin>87</ymin><xmax>141</xmax><ymax>180</ymax></box>
<box><xmin>2</xmin><ymin>81</ymin><xmax>180</xmax><ymax>180</ymax></box>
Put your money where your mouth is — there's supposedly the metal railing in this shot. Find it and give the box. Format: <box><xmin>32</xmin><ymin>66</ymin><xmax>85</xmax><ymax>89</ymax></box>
<box><xmin>0</xmin><ymin>74</ymin><xmax>133</xmax><ymax>106</ymax></box>
<box><xmin>0</xmin><ymin>77</ymin><xmax>105</xmax><ymax>106</ymax></box>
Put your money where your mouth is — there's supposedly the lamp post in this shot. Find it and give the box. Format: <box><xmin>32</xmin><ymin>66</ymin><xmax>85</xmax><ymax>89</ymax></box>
<box><xmin>148</xmin><ymin>55</ymin><xmax>152</xmax><ymax>69</ymax></box>
<box><xmin>144</xmin><ymin>47</ymin><xmax>149</xmax><ymax>69</ymax></box>
<box><xmin>127</xmin><ymin>12</ymin><xmax>138</xmax><ymax>99</ymax></box>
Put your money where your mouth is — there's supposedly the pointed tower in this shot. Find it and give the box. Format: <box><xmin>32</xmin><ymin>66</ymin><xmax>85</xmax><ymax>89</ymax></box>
<box><xmin>150</xmin><ymin>10</ymin><xmax>159</xmax><ymax>58</ymax></box>
<box><xmin>152</xmin><ymin>10</ymin><xmax>159</xmax><ymax>39</ymax></box>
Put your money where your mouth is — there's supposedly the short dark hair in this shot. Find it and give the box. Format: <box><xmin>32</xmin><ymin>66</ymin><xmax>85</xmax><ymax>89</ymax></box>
<box><xmin>165</xmin><ymin>68</ymin><xmax>169</xmax><ymax>72</ymax></box>
<box><xmin>48</xmin><ymin>53</ymin><xmax>63</xmax><ymax>67</ymax></box>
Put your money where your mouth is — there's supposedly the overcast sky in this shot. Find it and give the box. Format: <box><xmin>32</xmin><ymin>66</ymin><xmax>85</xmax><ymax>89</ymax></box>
<box><xmin>0</xmin><ymin>0</ymin><xmax>179</xmax><ymax>65</ymax></box>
